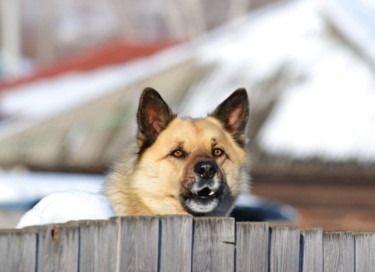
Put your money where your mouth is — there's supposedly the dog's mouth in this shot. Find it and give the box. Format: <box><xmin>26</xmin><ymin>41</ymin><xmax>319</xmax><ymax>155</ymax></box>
<box><xmin>180</xmin><ymin>184</ymin><xmax>224</xmax><ymax>216</ymax></box>
<box><xmin>197</xmin><ymin>187</ymin><xmax>215</xmax><ymax>197</ymax></box>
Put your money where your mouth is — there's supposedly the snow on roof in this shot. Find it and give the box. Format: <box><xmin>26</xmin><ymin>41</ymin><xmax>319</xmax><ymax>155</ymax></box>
<box><xmin>1</xmin><ymin>0</ymin><xmax>375</xmax><ymax>164</ymax></box>
<box><xmin>322</xmin><ymin>0</ymin><xmax>375</xmax><ymax>64</ymax></box>
<box><xmin>0</xmin><ymin>42</ymin><xmax>174</xmax><ymax>91</ymax></box>
<box><xmin>181</xmin><ymin>0</ymin><xmax>375</xmax><ymax>162</ymax></box>
<box><xmin>254</xmin><ymin>1</ymin><xmax>375</xmax><ymax>162</ymax></box>
<box><xmin>0</xmin><ymin>43</ymin><xmax>193</xmax><ymax>140</ymax></box>
<box><xmin>181</xmin><ymin>0</ymin><xmax>326</xmax><ymax>117</ymax></box>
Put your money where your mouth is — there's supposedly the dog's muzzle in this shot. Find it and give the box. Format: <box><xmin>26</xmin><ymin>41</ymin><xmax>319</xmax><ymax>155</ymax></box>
<box><xmin>181</xmin><ymin>161</ymin><xmax>225</xmax><ymax>215</ymax></box>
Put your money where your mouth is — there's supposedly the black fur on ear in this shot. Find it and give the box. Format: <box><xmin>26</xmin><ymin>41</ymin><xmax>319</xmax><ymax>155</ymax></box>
<box><xmin>136</xmin><ymin>87</ymin><xmax>176</xmax><ymax>151</ymax></box>
<box><xmin>210</xmin><ymin>88</ymin><xmax>249</xmax><ymax>146</ymax></box>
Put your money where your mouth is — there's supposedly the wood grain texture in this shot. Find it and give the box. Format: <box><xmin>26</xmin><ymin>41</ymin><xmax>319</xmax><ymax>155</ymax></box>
<box><xmin>37</xmin><ymin>224</ymin><xmax>80</xmax><ymax>272</ymax></box>
<box><xmin>192</xmin><ymin>217</ymin><xmax>235</xmax><ymax>272</ymax></box>
<box><xmin>354</xmin><ymin>232</ymin><xmax>375</xmax><ymax>272</ymax></box>
<box><xmin>236</xmin><ymin>222</ymin><xmax>269</xmax><ymax>272</ymax></box>
<box><xmin>5</xmin><ymin>217</ymin><xmax>375</xmax><ymax>272</ymax></box>
<box><xmin>323</xmin><ymin>231</ymin><xmax>354</xmax><ymax>272</ymax></box>
<box><xmin>79</xmin><ymin>219</ymin><xmax>120</xmax><ymax>272</ymax></box>
<box><xmin>118</xmin><ymin>216</ymin><xmax>159</xmax><ymax>272</ymax></box>
<box><xmin>159</xmin><ymin>215</ymin><xmax>193</xmax><ymax>272</ymax></box>
<box><xmin>269</xmin><ymin>226</ymin><xmax>301</xmax><ymax>272</ymax></box>
<box><xmin>301</xmin><ymin>228</ymin><xmax>323</xmax><ymax>272</ymax></box>
<box><xmin>0</xmin><ymin>229</ymin><xmax>37</xmax><ymax>272</ymax></box>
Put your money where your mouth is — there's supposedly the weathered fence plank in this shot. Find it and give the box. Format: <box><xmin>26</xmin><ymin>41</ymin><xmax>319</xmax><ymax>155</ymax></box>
<box><xmin>269</xmin><ymin>226</ymin><xmax>301</xmax><ymax>272</ymax></box>
<box><xmin>354</xmin><ymin>233</ymin><xmax>375</xmax><ymax>272</ymax></box>
<box><xmin>118</xmin><ymin>216</ymin><xmax>159</xmax><ymax>272</ymax></box>
<box><xmin>159</xmin><ymin>215</ymin><xmax>193</xmax><ymax>272</ymax></box>
<box><xmin>301</xmin><ymin>228</ymin><xmax>323</xmax><ymax>272</ymax></box>
<box><xmin>0</xmin><ymin>230</ymin><xmax>37</xmax><ymax>272</ymax></box>
<box><xmin>192</xmin><ymin>217</ymin><xmax>235</xmax><ymax>272</ymax></box>
<box><xmin>236</xmin><ymin>222</ymin><xmax>269</xmax><ymax>272</ymax></box>
<box><xmin>8</xmin><ymin>216</ymin><xmax>375</xmax><ymax>272</ymax></box>
<box><xmin>79</xmin><ymin>219</ymin><xmax>120</xmax><ymax>272</ymax></box>
<box><xmin>323</xmin><ymin>231</ymin><xmax>354</xmax><ymax>272</ymax></box>
<box><xmin>37</xmin><ymin>224</ymin><xmax>80</xmax><ymax>272</ymax></box>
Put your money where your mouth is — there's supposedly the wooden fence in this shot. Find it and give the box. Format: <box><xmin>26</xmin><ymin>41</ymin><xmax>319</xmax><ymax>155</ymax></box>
<box><xmin>0</xmin><ymin>215</ymin><xmax>374</xmax><ymax>272</ymax></box>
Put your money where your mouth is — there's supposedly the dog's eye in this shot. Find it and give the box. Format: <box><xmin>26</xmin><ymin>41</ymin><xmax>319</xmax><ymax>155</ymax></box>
<box><xmin>212</xmin><ymin>148</ymin><xmax>224</xmax><ymax>157</ymax></box>
<box><xmin>171</xmin><ymin>149</ymin><xmax>186</xmax><ymax>158</ymax></box>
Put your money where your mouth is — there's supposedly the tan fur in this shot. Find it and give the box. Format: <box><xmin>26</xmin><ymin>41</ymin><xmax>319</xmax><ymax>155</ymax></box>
<box><xmin>103</xmin><ymin>117</ymin><xmax>250</xmax><ymax>216</ymax></box>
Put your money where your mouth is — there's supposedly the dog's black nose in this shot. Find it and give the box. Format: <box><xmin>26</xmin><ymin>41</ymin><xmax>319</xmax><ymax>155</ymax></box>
<box><xmin>194</xmin><ymin>161</ymin><xmax>218</xmax><ymax>179</ymax></box>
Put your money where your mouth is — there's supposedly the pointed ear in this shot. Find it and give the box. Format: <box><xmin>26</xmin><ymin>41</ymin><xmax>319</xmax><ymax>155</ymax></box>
<box><xmin>210</xmin><ymin>88</ymin><xmax>249</xmax><ymax>146</ymax></box>
<box><xmin>137</xmin><ymin>87</ymin><xmax>175</xmax><ymax>150</ymax></box>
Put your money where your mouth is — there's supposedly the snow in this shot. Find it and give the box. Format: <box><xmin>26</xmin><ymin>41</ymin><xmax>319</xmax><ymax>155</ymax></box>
<box><xmin>9</xmin><ymin>0</ymin><xmax>375</xmax><ymax>227</ymax></box>
<box><xmin>16</xmin><ymin>191</ymin><xmax>115</xmax><ymax>228</ymax></box>
<box><xmin>1</xmin><ymin>0</ymin><xmax>375</xmax><ymax>163</ymax></box>
<box><xmin>181</xmin><ymin>0</ymin><xmax>375</xmax><ymax>162</ymax></box>
<box><xmin>259</xmin><ymin>52</ymin><xmax>375</xmax><ymax>160</ymax></box>
<box><xmin>181</xmin><ymin>0</ymin><xmax>326</xmax><ymax>117</ymax></box>
<box><xmin>0</xmin><ymin>44</ymin><xmax>193</xmax><ymax>140</ymax></box>
<box><xmin>322</xmin><ymin>0</ymin><xmax>375</xmax><ymax>63</ymax></box>
<box><xmin>0</xmin><ymin>172</ymin><xmax>113</xmax><ymax>228</ymax></box>
<box><xmin>0</xmin><ymin>171</ymin><xmax>104</xmax><ymax>208</ymax></box>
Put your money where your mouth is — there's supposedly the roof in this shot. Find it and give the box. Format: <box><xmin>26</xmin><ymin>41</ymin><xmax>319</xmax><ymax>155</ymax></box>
<box><xmin>0</xmin><ymin>0</ymin><xmax>375</xmax><ymax>178</ymax></box>
<box><xmin>0</xmin><ymin>56</ymin><xmax>211</xmax><ymax>172</ymax></box>
<box><xmin>0</xmin><ymin>41</ymin><xmax>175</xmax><ymax>92</ymax></box>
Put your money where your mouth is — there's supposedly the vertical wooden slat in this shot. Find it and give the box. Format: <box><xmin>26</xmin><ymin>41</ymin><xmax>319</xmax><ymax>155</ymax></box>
<box><xmin>236</xmin><ymin>222</ymin><xmax>269</xmax><ymax>272</ymax></box>
<box><xmin>323</xmin><ymin>231</ymin><xmax>354</xmax><ymax>272</ymax></box>
<box><xmin>119</xmin><ymin>216</ymin><xmax>159</xmax><ymax>272</ymax></box>
<box><xmin>269</xmin><ymin>226</ymin><xmax>301</xmax><ymax>272</ymax></box>
<box><xmin>79</xmin><ymin>219</ymin><xmax>120</xmax><ymax>272</ymax></box>
<box><xmin>37</xmin><ymin>224</ymin><xmax>80</xmax><ymax>272</ymax></box>
<box><xmin>0</xmin><ymin>230</ymin><xmax>37</xmax><ymax>272</ymax></box>
<box><xmin>192</xmin><ymin>217</ymin><xmax>235</xmax><ymax>272</ymax></box>
<box><xmin>7</xmin><ymin>218</ymin><xmax>375</xmax><ymax>271</ymax></box>
<box><xmin>159</xmin><ymin>215</ymin><xmax>193</xmax><ymax>272</ymax></box>
<box><xmin>301</xmin><ymin>228</ymin><xmax>323</xmax><ymax>272</ymax></box>
<box><xmin>354</xmin><ymin>233</ymin><xmax>375</xmax><ymax>272</ymax></box>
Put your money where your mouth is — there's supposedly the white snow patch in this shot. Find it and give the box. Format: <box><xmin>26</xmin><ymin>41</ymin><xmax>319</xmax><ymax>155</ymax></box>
<box><xmin>259</xmin><ymin>50</ymin><xmax>375</xmax><ymax>161</ymax></box>
<box><xmin>181</xmin><ymin>0</ymin><xmax>326</xmax><ymax>117</ymax></box>
<box><xmin>0</xmin><ymin>171</ymin><xmax>104</xmax><ymax>204</ymax></box>
<box><xmin>322</xmin><ymin>0</ymin><xmax>375</xmax><ymax>63</ymax></box>
<box><xmin>181</xmin><ymin>0</ymin><xmax>375</xmax><ymax>162</ymax></box>
<box><xmin>16</xmin><ymin>191</ymin><xmax>115</xmax><ymax>228</ymax></box>
<box><xmin>0</xmin><ymin>44</ymin><xmax>193</xmax><ymax>140</ymax></box>
<box><xmin>0</xmin><ymin>172</ymin><xmax>113</xmax><ymax>228</ymax></box>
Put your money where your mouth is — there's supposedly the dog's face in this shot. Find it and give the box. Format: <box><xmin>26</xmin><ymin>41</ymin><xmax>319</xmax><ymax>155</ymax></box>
<box><xmin>133</xmin><ymin>88</ymin><xmax>250</xmax><ymax>216</ymax></box>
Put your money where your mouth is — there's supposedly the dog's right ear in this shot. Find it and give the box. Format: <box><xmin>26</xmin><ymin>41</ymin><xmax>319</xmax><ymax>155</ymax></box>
<box><xmin>136</xmin><ymin>88</ymin><xmax>175</xmax><ymax>150</ymax></box>
<box><xmin>210</xmin><ymin>88</ymin><xmax>249</xmax><ymax>147</ymax></box>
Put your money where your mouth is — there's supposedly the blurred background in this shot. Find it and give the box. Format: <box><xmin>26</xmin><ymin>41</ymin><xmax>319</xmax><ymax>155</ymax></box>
<box><xmin>1</xmin><ymin>0</ymin><xmax>375</xmax><ymax>230</ymax></box>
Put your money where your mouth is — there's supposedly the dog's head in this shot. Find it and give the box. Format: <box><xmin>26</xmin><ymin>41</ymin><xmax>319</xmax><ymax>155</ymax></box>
<box><xmin>134</xmin><ymin>88</ymin><xmax>250</xmax><ymax>216</ymax></box>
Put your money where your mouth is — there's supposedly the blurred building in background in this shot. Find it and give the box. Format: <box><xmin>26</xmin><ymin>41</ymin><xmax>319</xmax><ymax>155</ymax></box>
<box><xmin>0</xmin><ymin>0</ymin><xmax>274</xmax><ymax>82</ymax></box>
<box><xmin>1</xmin><ymin>0</ymin><xmax>375</xmax><ymax>231</ymax></box>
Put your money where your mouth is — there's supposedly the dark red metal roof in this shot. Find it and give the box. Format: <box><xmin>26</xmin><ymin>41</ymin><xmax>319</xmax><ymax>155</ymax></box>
<box><xmin>0</xmin><ymin>40</ymin><xmax>176</xmax><ymax>92</ymax></box>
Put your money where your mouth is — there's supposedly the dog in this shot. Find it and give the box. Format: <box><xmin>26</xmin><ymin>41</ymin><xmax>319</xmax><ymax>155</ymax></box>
<box><xmin>103</xmin><ymin>87</ymin><xmax>250</xmax><ymax>216</ymax></box>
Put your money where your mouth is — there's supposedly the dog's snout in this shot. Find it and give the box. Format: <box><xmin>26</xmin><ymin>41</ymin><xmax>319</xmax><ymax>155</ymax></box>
<box><xmin>190</xmin><ymin>161</ymin><xmax>222</xmax><ymax>199</ymax></box>
<box><xmin>194</xmin><ymin>161</ymin><xmax>217</xmax><ymax>179</ymax></box>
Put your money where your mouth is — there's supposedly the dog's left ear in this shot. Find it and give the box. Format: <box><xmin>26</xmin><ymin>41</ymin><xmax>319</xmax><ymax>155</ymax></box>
<box><xmin>210</xmin><ymin>88</ymin><xmax>249</xmax><ymax>146</ymax></box>
<box><xmin>137</xmin><ymin>88</ymin><xmax>176</xmax><ymax>150</ymax></box>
